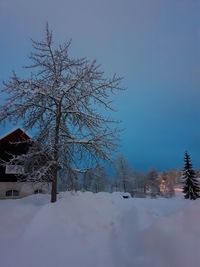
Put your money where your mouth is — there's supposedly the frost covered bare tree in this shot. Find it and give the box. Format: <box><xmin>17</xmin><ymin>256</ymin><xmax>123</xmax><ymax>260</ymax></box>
<box><xmin>114</xmin><ymin>155</ymin><xmax>133</xmax><ymax>193</ymax></box>
<box><xmin>92</xmin><ymin>165</ymin><xmax>108</xmax><ymax>193</ymax></box>
<box><xmin>82</xmin><ymin>165</ymin><xmax>108</xmax><ymax>192</ymax></box>
<box><xmin>132</xmin><ymin>171</ymin><xmax>148</xmax><ymax>195</ymax></box>
<box><xmin>83</xmin><ymin>168</ymin><xmax>94</xmax><ymax>192</ymax></box>
<box><xmin>0</xmin><ymin>24</ymin><xmax>123</xmax><ymax>202</ymax></box>
<box><xmin>147</xmin><ymin>169</ymin><xmax>160</xmax><ymax>197</ymax></box>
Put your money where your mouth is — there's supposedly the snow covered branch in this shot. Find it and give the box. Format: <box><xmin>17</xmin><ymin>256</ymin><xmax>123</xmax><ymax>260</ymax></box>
<box><xmin>0</xmin><ymin>24</ymin><xmax>124</xmax><ymax>202</ymax></box>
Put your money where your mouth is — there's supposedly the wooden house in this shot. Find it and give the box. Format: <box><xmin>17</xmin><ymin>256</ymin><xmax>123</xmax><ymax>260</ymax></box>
<box><xmin>0</xmin><ymin>128</ymin><xmax>51</xmax><ymax>198</ymax></box>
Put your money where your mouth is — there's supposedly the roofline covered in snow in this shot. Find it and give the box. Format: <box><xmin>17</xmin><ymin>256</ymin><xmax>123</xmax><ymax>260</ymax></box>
<box><xmin>0</xmin><ymin>128</ymin><xmax>30</xmax><ymax>145</ymax></box>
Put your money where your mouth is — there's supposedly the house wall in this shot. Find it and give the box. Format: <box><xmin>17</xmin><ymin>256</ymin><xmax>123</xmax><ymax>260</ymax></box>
<box><xmin>0</xmin><ymin>129</ymin><xmax>30</xmax><ymax>182</ymax></box>
<box><xmin>0</xmin><ymin>129</ymin><xmax>52</xmax><ymax>199</ymax></box>
<box><xmin>0</xmin><ymin>182</ymin><xmax>51</xmax><ymax>199</ymax></box>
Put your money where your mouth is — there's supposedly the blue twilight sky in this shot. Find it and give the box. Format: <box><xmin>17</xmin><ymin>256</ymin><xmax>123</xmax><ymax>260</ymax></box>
<box><xmin>0</xmin><ymin>0</ymin><xmax>200</xmax><ymax>171</ymax></box>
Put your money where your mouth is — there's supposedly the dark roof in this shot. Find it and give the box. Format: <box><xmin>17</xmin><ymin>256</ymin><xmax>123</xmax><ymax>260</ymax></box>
<box><xmin>0</xmin><ymin>128</ymin><xmax>30</xmax><ymax>145</ymax></box>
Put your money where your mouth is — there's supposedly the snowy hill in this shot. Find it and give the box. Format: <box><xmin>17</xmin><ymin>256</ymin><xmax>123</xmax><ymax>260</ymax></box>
<box><xmin>0</xmin><ymin>192</ymin><xmax>200</xmax><ymax>267</ymax></box>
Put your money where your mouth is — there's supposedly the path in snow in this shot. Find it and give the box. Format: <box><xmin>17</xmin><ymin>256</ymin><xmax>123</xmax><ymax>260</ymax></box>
<box><xmin>0</xmin><ymin>192</ymin><xmax>199</xmax><ymax>267</ymax></box>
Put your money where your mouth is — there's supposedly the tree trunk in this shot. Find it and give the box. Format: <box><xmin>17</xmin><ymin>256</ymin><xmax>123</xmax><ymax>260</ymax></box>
<box><xmin>51</xmin><ymin>171</ymin><xmax>57</xmax><ymax>203</ymax></box>
<box><xmin>123</xmin><ymin>180</ymin><xmax>126</xmax><ymax>193</ymax></box>
<box><xmin>51</xmin><ymin>103</ymin><xmax>61</xmax><ymax>203</ymax></box>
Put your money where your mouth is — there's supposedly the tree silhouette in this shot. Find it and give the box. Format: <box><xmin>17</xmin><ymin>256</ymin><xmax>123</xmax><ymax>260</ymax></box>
<box><xmin>182</xmin><ymin>151</ymin><xmax>200</xmax><ymax>200</ymax></box>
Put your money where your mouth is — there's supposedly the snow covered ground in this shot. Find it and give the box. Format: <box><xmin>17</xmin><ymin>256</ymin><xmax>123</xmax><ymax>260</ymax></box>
<box><xmin>0</xmin><ymin>191</ymin><xmax>199</xmax><ymax>267</ymax></box>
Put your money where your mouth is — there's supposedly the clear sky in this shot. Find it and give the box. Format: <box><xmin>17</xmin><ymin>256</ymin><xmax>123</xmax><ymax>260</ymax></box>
<box><xmin>0</xmin><ymin>0</ymin><xmax>200</xmax><ymax>171</ymax></box>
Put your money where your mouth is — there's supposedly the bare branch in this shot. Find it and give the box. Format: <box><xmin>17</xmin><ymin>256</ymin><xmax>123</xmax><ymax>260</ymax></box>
<box><xmin>0</xmin><ymin>24</ymin><xmax>124</xmax><ymax>202</ymax></box>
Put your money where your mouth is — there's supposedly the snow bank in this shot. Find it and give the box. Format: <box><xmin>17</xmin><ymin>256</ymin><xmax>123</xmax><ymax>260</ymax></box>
<box><xmin>0</xmin><ymin>192</ymin><xmax>199</xmax><ymax>267</ymax></box>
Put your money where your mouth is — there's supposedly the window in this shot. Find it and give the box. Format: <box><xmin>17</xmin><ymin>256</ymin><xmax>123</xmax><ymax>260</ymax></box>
<box><xmin>34</xmin><ymin>189</ymin><xmax>43</xmax><ymax>194</ymax></box>
<box><xmin>6</xmin><ymin>190</ymin><xmax>19</xmax><ymax>197</ymax></box>
<box><xmin>5</xmin><ymin>165</ymin><xmax>24</xmax><ymax>174</ymax></box>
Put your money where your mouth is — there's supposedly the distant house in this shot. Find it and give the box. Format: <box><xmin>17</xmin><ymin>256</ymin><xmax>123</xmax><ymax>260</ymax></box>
<box><xmin>0</xmin><ymin>128</ymin><xmax>51</xmax><ymax>199</ymax></box>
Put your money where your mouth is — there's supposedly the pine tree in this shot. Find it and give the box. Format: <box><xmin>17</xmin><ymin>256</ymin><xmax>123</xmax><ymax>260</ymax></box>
<box><xmin>182</xmin><ymin>151</ymin><xmax>200</xmax><ymax>200</ymax></box>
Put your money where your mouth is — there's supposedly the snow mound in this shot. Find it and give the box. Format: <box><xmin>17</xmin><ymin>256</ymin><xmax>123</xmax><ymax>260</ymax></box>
<box><xmin>0</xmin><ymin>191</ymin><xmax>199</xmax><ymax>267</ymax></box>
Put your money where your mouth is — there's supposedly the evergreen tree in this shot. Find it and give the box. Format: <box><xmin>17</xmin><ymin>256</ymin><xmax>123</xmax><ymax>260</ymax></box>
<box><xmin>182</xmin><ymin>151</ymin><xmax>200</xmax><ymax>200</ymax></box>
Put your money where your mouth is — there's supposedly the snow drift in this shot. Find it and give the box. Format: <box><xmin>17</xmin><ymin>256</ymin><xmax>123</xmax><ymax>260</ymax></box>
<box><xmin>0</xmin><ymin>192</ymin><xmax>199</xmax><ymax>267</ymax></box>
